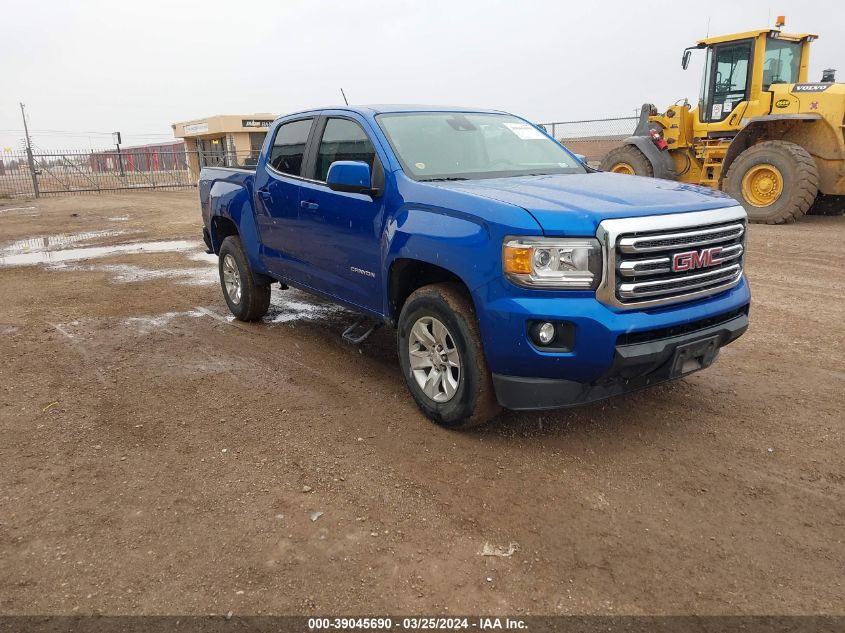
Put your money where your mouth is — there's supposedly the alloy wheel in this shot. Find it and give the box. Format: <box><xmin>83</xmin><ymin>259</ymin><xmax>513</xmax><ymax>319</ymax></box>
<box><xmin>408</xmin><ymin>316</ymin><xmax>461</xmax><ymax>403</ymax></box>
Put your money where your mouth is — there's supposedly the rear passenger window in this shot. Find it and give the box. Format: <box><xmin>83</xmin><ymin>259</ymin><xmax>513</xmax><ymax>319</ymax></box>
<box><xmin>269</xmin><ymin>119</ymin><xmax>313</xmax><ymax>176</ymax></box>
<box><xmin>315</xmin><ymin>118</ymin><xmax>377</xmax><ymax>182</ymax></box>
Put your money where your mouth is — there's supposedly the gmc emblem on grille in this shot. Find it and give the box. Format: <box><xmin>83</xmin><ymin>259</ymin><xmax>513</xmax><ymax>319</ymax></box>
<box><xmin>672</xmin><ymin>246</ymin><xmax>723</xmax><ymax>272</ymax></box>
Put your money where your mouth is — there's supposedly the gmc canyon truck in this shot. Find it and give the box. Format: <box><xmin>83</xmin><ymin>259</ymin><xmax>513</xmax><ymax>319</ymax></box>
<box><xmin>199</xmin><ymin>106</ymin><xmax>750</xmax><ymax>428</ymax></box>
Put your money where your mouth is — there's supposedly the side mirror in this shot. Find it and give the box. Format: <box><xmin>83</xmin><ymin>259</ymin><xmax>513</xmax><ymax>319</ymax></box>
<box><xmin>682</xmin><ymin>49</ymin><xmax>692</xmax><ymax>70</ymax></box>
<box><xmin>327</xmin><ymin>161</ymin><xmax>373</xmax><ymax>195</ymax></box>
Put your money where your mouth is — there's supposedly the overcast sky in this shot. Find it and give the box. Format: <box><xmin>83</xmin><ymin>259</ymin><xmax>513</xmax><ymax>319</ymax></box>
<box><xmin>1</xmin><ymin>0</ymin><xmax>842</xmax><ymax>150</ymax></box>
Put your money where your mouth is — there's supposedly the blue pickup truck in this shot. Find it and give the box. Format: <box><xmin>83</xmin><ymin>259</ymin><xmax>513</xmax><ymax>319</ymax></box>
<box><xmin>199</xmin><ymin>105</ymin><xmax>750</xmax><ymax>428</ymax></box>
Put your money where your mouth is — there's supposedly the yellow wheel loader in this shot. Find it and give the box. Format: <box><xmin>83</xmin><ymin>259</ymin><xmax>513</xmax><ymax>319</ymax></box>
<box><xmin>601</xmin><ymin>19</ymin><xmax>845</xmax><ymax>223</ymax></box>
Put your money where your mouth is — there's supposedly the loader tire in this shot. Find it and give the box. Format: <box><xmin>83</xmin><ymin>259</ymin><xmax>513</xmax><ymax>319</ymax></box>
<box><xmin>808</xmin><ymin>193</ymin><xmax>845</xmax><ymax>217</ymax></box>
<box><xmin>600</xmin><ymin>145</ymin><xmax>654</xmax><ymax>177</ymax></box>
<box><xmin>723</xmin><ymin>141</ymin><xmax>819</xmax><ymax>224</ymax></box>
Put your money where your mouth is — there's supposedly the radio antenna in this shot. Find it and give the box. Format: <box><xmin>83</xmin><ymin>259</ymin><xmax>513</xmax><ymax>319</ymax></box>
<box><xmin>340</xmin><ymin>88</ymin><xmax>349</xmax><ymax>106</ymax></box>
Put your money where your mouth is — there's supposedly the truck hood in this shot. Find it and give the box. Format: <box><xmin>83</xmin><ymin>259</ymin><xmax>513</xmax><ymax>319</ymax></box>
<box><xmin>436</xmin><ymin>172</ymin><xmax>737</xmax><ymax>235</ymax></box>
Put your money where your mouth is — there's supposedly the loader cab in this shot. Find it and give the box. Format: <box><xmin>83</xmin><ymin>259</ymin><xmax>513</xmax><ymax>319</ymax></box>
<box><xmin>699</xmin><ymin>39</ymin><xmax>753</xmax><ymax>124</ymax></box>
<box><xmin>685</xmin><ymin>26</ymin><xmax>815</xmax><ymax>131</ymax></box>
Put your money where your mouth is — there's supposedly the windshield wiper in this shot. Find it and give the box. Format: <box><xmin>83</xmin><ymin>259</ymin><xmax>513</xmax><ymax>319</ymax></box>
<box><xmin>418</xmin><ymin>177</ymin><xmax>469</xmax><ymax>182</ymax></box>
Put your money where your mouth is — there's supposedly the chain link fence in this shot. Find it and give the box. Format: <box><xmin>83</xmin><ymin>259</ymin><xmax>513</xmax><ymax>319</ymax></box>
<box><xmin>539</xmin><ymin>117</ymin><xmax>637</xmax><ymax>166</ymax></box>
<box><xmin>0</xmin><ymin>146</ymin><xmax>263</xmax><ymax>198</ymax></box>
<box><xmin>0</xmin><ymin>147</ymin><xmax>192</xmax><ymax>198</ymax></box>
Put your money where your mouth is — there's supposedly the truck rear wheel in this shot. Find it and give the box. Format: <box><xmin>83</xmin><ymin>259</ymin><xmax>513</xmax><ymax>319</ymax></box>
<box><xmin>397</xmin><ymin>283</ymin><xmax>501</xmax><ymax>429</ymax></box>
<box><xmin>218</xmin><ymin>236</ymin><xmax>271</xmax><ymax>321</ymax></box>
<box><xmin>600</xmin><ymin>145</ymin><xmax>654</xmax><ymax>177</ymax></box>
<box><xmin>724</xmin><ymin>140</ymin><xmax>819</xmax><ymax>224</ymax></box>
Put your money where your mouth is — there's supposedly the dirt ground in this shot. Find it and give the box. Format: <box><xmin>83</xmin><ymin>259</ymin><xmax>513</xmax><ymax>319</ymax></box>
<box><xmin>0</xmin><ymin>191</ymin><xmax>842</xmax><ymax>616</ymax></box>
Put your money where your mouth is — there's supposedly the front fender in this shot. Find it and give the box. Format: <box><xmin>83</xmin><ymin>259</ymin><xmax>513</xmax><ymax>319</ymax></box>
<box><xmin>721</xmin><ymin>115</ymin><xmax>840</xmax><ymax>190</ymax></box>
<box><xmin>383</xmin><ymin>205</ymin><xmax>497</xmax><ymax>296</ymax></box>
<box><xmin>624</xmin><ymin>135</ymin><xmax>678</xmax><ymax>180</ymax></box>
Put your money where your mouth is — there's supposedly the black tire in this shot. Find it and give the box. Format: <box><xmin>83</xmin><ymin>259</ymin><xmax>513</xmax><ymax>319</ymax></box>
<box><xmin>218</xmin><ymin>236</ymin><xmax>271</xmax><ymax>321</ymax></box>
<box><xmin>599</xmin><ymin>145</ymin><xmax>654</xmax><ymax>177</ymax></box>
<box><xmin>808</xmin><ymin>193</ymin><xmax>845</xmax><ymax>217</ymax></box>
<box><xmin>723</xmin><ymin>140</ymin><xmax>819</xmax><ymax>224</ymax></box>
<box><xmin>397</xmin><ymin>283</ymin><xmax>501</xmax><ymax>429</ymax></box>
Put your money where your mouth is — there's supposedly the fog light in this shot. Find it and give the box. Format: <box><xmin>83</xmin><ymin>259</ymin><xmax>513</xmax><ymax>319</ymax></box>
<box><xmin>537</xmin><ymin>322</ymin><xmax>555</xmax><ymax>345</ymax></box>
<box><xmin>528</xmin><ymin>320</ymin><xmax>576</xmax><ymax>351</ymax></box>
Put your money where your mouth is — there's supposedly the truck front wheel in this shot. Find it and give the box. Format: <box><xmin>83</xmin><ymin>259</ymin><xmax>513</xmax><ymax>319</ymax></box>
<box><xmin>218</xmin><ymin>236</ymin><xmax>271</xmax><ymax>321</ymax></box>
<box><xmin>397</xmin><ymin>283</ymin><xmax>501</xmax><ymax>429</ymax></box>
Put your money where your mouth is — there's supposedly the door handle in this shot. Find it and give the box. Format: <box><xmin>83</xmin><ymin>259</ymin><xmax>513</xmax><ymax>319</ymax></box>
<box><xmin>300</xmin><ymin>200</ymin><xmax>320</xmax><ymax>211</ymax></box>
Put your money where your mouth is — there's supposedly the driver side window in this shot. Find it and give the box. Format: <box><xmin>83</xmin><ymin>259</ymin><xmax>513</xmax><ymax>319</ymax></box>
<box><xmin>314</xmin><ymin>118</ymin><xmax>377</xmax><ymax>182</ymax></box>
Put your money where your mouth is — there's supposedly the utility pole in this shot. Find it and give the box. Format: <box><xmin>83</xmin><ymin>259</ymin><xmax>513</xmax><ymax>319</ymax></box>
<box><xmin>113</xmin><ymin>131</ymin><xmax>125</xmax><ymax>177</ymax></box>
<box><xmin>19</xmin><ymin>102</ymin><xmax>40</xmax><ymax>198</ymax></box>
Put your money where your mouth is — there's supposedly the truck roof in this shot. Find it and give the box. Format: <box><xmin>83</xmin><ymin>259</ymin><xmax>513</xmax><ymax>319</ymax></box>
<box><xmin>274</xmin><ymin>104</ymin><xmax>508</xmax><ymax>121</ymax></box>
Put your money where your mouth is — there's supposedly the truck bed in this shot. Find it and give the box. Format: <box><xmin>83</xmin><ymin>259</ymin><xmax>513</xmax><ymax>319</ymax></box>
<box><xmin>198</xmin><ymin>166</ymin><xmax>256</xmax><ymax>232</ymax></box>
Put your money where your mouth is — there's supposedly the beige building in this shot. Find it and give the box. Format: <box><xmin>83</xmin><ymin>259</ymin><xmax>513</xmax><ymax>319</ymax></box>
<box><xmin>172</xmin><ymin>114</ymin><xmax>277</xmax><ymax>173</ymax></box>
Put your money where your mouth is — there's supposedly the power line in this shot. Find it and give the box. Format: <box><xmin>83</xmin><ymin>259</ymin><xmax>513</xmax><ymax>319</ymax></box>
<box><xmin>0</xmin><ymin>128</ymin><xmax>173</xmax><ymax>137</ymax></box>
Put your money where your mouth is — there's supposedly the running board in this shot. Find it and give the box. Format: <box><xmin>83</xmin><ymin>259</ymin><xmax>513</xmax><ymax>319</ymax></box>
<box><xmin>342</xmin><ymin>317</ymin><xmax>382</xmax><ymax>345</ymax></box>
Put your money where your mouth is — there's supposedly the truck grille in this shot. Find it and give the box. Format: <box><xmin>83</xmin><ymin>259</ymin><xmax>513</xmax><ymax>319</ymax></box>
<box><xmin>596</xmin><ymin>206</ymin><xmax>747</xmax><ymax>308</ymax></box>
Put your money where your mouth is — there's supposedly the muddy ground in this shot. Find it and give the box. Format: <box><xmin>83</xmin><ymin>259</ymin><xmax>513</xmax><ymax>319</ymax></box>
<box><xmin>0</xmin><ymin>192</ymin><xmax>842</xmax><ymax>616</ymax></box>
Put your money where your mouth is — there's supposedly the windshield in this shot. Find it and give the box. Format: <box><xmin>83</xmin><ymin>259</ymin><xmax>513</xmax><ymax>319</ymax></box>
<box><xmin>376</xmin><ymin>112</ymin><xmax>586</xmax><ymax>181</ymax></box>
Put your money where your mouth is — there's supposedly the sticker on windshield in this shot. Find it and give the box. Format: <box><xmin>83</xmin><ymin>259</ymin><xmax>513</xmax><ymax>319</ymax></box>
<box><xmin>504</xmin><ymin>122</ymin><xmax>545</xmax><ymax>140</ymax></box>
<box><xmin>415</xmin><ymin>162</ymin><xmax>426</xmax><ymax>170</ymax></box>
<box><xmin>723</xmin><ymin>101</ymin><xmax>732</xmax><ymax>113</ymax></box>
<box><xmin>711</xmin><ymin>103</ymin><xmax>723</xmax><ymax>118</ymax></box>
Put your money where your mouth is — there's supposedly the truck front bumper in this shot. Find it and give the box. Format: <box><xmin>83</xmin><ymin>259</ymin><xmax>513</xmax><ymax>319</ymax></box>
<box><xmin>491</xmin><ymin>310</ymin><xmax>747</xmax><ymax>411</ymax></box>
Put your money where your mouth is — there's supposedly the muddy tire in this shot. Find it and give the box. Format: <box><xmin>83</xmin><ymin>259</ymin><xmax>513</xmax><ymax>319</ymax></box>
<box><xmin>600</xmin><ymin>145</ymin><xmax>654</xmax><ymax>177</ymax></box>
<box><xmin>218</xmin><ymin>236</ymin><xmax>271</xmax><ymax>322</ymax></box>
<box><xmin>397</xmin><ymin>283</ymin><xmax>501</xmax><ymax>429</ymax></box>
<box><xmin>723</xmin><ymin>141</ymin><xmax>819</xmax><ymax>224</ymax></box>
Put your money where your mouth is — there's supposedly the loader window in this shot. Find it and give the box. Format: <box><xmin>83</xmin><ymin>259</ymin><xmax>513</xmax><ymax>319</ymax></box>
<box><xmin>702</xmin><ymin>40</ymin><xmax>752</xmax><ymax>123</ymax></box>
<box><xmin>763</xmin><ymin>39</ymin><xmax>802</xmax><ymax>90</ymax></box>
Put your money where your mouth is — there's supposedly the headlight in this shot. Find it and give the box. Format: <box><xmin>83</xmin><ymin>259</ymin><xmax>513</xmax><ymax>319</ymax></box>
<box><xmin>503</xmin><ymin>237</ymin><xmax>603</xmax><ymax>289</ymax></box>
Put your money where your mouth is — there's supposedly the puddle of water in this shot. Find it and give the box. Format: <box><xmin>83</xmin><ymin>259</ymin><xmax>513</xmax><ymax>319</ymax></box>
<box><xmin>0</xmin><ymin>206</ymin><xmax>37</xmax><ymax>214</ymax></box>
<box><xmin>1</xmin><ymin>230</ymin><xmax>132</xmax><ymax>255</ymax></box>
<box><xmin>267</xmin><ymin>289</ymin><xmax>350</xmax><ymax>324</ymax></box>
<box><xmin>0</xmin><ymin>240</ymin><xmax>201</xmax><ymax>267</ymax></box>
<box><xmin>124</xmin><ymin>310</ymin><xmax>205</xmax><ymax>333</ymax></box>
<box><xmin>188</xmin><ymin>252</ymin><xmax>218</xmax><ymax>264</ymax></box>
<box><xmin>51</xmin><ymin>262</ymin><xmax>217</xmax><ymax>285</ymax></box>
